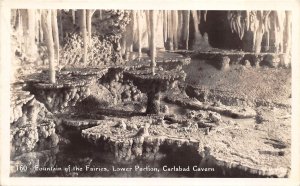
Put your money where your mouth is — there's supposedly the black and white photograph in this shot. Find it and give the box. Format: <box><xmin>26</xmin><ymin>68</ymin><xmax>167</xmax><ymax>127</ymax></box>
<box><xmin>1</xmin><ymin>0</ymin><xmax>300</xmax><ymax>186</ymax></box>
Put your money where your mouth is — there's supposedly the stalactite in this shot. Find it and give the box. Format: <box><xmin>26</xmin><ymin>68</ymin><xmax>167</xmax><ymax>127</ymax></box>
<box><xmin>203</xmin><ymin>10</ymin><xmax>207</xmax><ymax>22</ymax></box>
<box><xmin>39</xmin><ymin>16</ymin><xmax>43</xmax><ymax>43</ymax></box>
<box><xmin>27</xmin><ymin>9</ymin><xmax>36</xmax><ymax>58</ymax></box>
<box><xmin>41</xmin><ymin>10</ymin><xmax>55</xmax><ymax>83</ymax></box>
<box><xmin>17</xmin><ymin>10</ymin><xmax>23</xmax><ymax>50</ymax></box>
<box><xmin>228</xmin><ymin>11</ymin><xmax>245</xmax><ymax>40</ymax></box>
<box><xmin>191</xmin><ymin>10</ymin><xmax>201</xmax><ymax>49</ymax></box>
<box><xmin>166</xmin><ymin>10</ymin><xmax>169</xmax><ymax>45</ymax></box>
<box><xmin>274</xmin><ymin>11</ymin><xmax>285</xmax><ymax>53</ymax></box>
<box><xmin>137</xmin><ymin>10</ymin><xmax>142</xmax><ymax>58</ymax></box>
<box><xmin>72</xmin><ymin>10</ymin><xmax>76</xmax><ymax>25</ymax></box>
<box><xmin>146</xmin><ymin>10</ymin><xmax>152</xmax><ymax>51</ymax></box>
<box><xmin>11</xmin><ymin>9</ymin><xmax>17</xmax><ymax>29</ymax></box>
<box><xmin>172</xmin><ymin>10</ymin><xmax>178</xmax><ymax>50</ymax></box>
<box><xmin>253</xmin><ymin>11</ymin><xmax>264</xmax><ymax>53</ymax></box>
<box><xmin>265</xmin><ymin>31</ymin><xmax>270</xmax><ymax>51</ymax></box>
<box><xmin>14</xmin><ymin>9</ymin><xmax>20</xmax><ymax>30</ymax></box>
<box><xmin>99</xmin><ymin>10</ymin><xmax>102</xmax><ymax>20</ymax></box>
<box><xmin>263</xmin><ymin>11</ymin><xmax>271</xmax><ymax>51</ymax></box>
<box><xmin>35</xmin><ymin>10</ymin><xmax>40</xmax><ymax>43</ymax></box>
<box><xmin>58</xmin><ymin>10</ymin><xmax>63</xmax><ymax>44</ymax></box>
<box><xmin>80</xmin><ymin>9</ymin><xmax>87</xmax><ymax>64</ymax></box>
<box><xmin>14</xmin><ymin>9</ymin><xmax>21</xmax><ymax>49</ymax></box>
<box><xmin>163</xmin><ymin>10</ymin><xmax>167</xmax><ymax>43</ymax></box>
<box><xmin>123</xmin><ymin>10</ymin><xmax>134</xmax><ymax>60</ymax></box>
<box><xmin>177</xmin><ymin>10</ymin><xmax>183</xmax><ymax>48</ymax></box>
<box><xmin>284</xmin><ymin>11</ymin><xmax>291</xmax><ymax>54</ymax></box>
<box><xmin>51</xmin><ymin>9</ymin><xmax>59</xmax><ymax>65</ymax></box>
<box><xmin>149</xmin><ymin>10</ymin><xmax>156</xmax><ymax>75</ymax></box>
<box><xmin>128</xmin><ymin>10</ymin><xmax>134</xmax><ymax>53</ymax></box>
<box><xmin>246</xmin><ymin>11</ymin><xmax>250</xmax><ymax>31</ymax></box>
<box><xmin>182</xmin><ymin>10</ymin><xmax>190</xmax><ymax>50</ymax></box>
<box><xmin>86</xmin><ymin>10</ymin><xmax>92</xmax><ymax>45</ymax></box>
<box><xmin>120</xmin><ymin>35</ymin><xmax>126</xmax><ymax>56</ymax></box>
<box><xmin>197</xmin><ymin>11</ymin><xmax>201</xmax><ymax>24</ymax></box>
<box><xmin>167</xmin><ymin>10</ymin><xmax>173</xmax><ymax>50</ymax></box>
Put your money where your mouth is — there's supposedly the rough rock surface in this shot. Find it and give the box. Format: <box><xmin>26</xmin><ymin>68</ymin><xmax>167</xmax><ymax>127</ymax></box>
<box><xmin>127</xmin><ymin>51</ymin><xmax>191</xmax><ymax>70</ymax></box>
<box><xmin>25</xmin><ymin>68</ymin><xmax>108</xmax><ymax>113</ymax></box>
<box><xmin>10</xmin><ymin>86</ymin><xmax>59</xmax><ymax>155</ymax></box>
<box><xmin>79</xmin><ymin>108</ymin><xmax>290</xmax><ymax>177</ymax></box>
<box><xmin>165</xmin><ymin>93</ymin><xmax>256</xmax><ymax>119</ymax></box>
<box><xmin>188</xmin><ymin>50</ymin><xmax>291</xmax><ymax>68</ymax></box>
<box><xmin>81</xmin><ymin>116</ymin><xmax>200</xmax><ymax>161</ymax></box>
<box><xmin>60</xmin><ymin>34</ymin><xmax>121</xmax><ymax>66</ymax></box>
<box><xmin>183</xmin><ymin>58</ymin><xmax>291</xmax><ymax>108</ymax></box>
<box><xmin>99</xmin><ymin>67</ymin><xmax>144</xmax><ymax>104</ymax></box>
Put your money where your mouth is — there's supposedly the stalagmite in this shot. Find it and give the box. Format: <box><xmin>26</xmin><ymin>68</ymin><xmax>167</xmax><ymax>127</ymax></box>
<box><xmin>149</xmin><ymin>10</ymin><xmax>156</xmax><ymax>75</ymax></box>
<box><xmin>51</xmin><ymin>10</ymin><xmax>59</xmax><ymax>65</ymax></box>
<box><xmin>41</xmin><ymin>10</ymin><xmax>56</xmax><ymax>83</ymax></box>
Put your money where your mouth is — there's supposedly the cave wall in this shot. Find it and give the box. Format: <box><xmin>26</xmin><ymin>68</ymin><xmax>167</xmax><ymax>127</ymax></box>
<box><xmin>59</xmin><ymin>10</ymin><xmax>131</xmax><ymax>65</ymax></box>
<box><xmin>204</xmin><ymin>11</ymin><xmax>242</xmax><ymax>50</ymax></box>
<box><xmin>205</xmin><ymin>11</ymin><xmax>291</xmax><ymax>53</ymax></box>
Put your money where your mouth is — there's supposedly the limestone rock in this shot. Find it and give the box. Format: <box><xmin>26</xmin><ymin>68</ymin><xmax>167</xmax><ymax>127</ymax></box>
<box><xmin>219</xmin><ymin>56</ymin><xmax>230</xmax><ymax>71</ymax></box>
<box><xmin>209</xmin><ymin>112</ymin><xmax>222</xmax><ymax>123</ymax></box>
<box><xmin>115</xmin><ymin>120</ymin><xmax>127</xmax><ymax>130</ymax></box>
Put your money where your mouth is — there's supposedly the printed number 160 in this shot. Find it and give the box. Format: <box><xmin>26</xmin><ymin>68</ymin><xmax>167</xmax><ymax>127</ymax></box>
<box><xmin>16</xmin><ymin>164</ymin><xmax>27</xmax><ymax>172</ymax></box>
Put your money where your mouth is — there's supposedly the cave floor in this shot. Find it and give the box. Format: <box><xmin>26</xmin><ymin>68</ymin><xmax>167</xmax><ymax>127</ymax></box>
<box><xmin>11</xmin><ymin>50</ymin><xmax>291</xmax><ymax>177</ymax></box>
<box><xmin>57</xmin><ymin>56</ymin><xmax>291</xmax><ymax>177</ymax></box>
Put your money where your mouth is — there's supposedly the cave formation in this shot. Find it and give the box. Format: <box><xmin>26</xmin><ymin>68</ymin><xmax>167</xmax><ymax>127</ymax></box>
<box><xmin>9</xmin><ymin>9</ymin><xmax>292</xmax><ymax>178</ymax></box>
